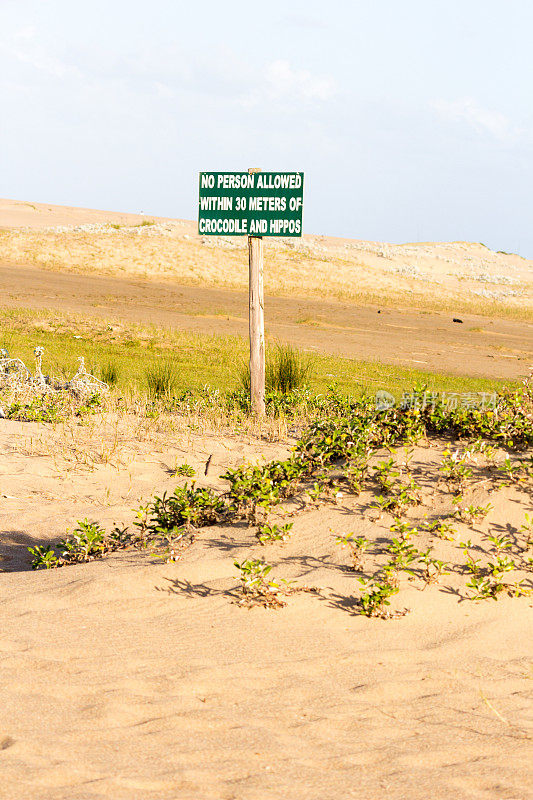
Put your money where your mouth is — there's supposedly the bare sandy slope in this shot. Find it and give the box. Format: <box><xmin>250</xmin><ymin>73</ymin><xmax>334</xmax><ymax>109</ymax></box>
<box><xmin>0</xmin><ymin>198</ymin><xmax>179</xmax><ymax>229</ymax></box>
<box><xmin>1</xmin><ymin>414</ymin><xmax>532</xmax><ymax>800</ymax></box>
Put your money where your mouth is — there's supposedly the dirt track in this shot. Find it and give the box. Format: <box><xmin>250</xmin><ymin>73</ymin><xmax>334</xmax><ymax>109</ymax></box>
<box><xmin>1</xmin><ymin>263</ymin><xmax>531</xmax><ymax>380</ymax></box>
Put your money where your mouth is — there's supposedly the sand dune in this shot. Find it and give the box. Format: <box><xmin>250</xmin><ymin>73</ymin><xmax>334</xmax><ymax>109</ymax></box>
<box><xmin>0</xmin><ymin>198</ymin><xmax>178</xmax><ymax>230</ymax></box>
<box><xmin>1</xmin><ymin>414</ymin><xmax>532</xmax><ymax>799</ymax></box>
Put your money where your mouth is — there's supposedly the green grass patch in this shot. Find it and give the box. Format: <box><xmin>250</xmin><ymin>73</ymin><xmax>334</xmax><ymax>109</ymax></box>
<box><xmin>0</xmin><ymin>307</ymin><xmax>514</xmax><ymax>400</ymax></box>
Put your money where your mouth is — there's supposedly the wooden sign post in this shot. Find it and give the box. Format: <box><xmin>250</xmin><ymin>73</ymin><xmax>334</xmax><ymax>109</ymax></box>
<box><xmin>198</xmin><ymin>169</ymin><xmax>304</xmax><ymax>416</ymax></box>
<box><xmin>247</xmin><ymin>168</ymin><xmax>265</xmax><ymax>416</ymax></box>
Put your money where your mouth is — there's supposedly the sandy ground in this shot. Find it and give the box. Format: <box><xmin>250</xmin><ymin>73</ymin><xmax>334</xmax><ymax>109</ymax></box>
<box><xmin>0</xmin><ymin>413</ymin><xmax>532</xmax><ymax>800</ymax></box>
<box><xmin>0</xmin><ymin>199</ymin><xmax>179</xmax><ymax>230</ymax></box>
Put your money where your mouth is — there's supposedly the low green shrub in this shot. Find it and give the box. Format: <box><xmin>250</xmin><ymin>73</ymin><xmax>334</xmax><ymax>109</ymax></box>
<box><xmin>420</xmin><ymin>382</ymin><xmax>533</xmax><ymax>448</ymax></box>
<box><xmin>3</xmin><ymin>392</ymin><xmax>103</xmax><ymax>423</ymax></box>
<box><xmin>29</xmin><ymin>519</ymin><xmax>131</xmax><ymax>569</ymax></box>
<box><xmin>146</xmin><ymin>483</ymin><xmax>227</xmax><ymax>534</ymax></box>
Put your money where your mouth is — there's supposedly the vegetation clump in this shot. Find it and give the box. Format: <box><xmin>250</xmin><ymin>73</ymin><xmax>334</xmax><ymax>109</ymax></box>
<box><xmin>4</xmin><ymin>391</ymin><xmax>103</xmax><ymax>422</ymax></box>
<box><xmin>29</xmin><ymin>519</ymin><xmax>131</xmax><ymax>569</ymax></box>
<box><xmin>27</xmin><ymin>379</ymin><xmax>532</xmax><ymax>619</ymax></box>
<box><xmin>256</xmin><ymin>522</ymin><xmax>293</xmax><ymax>544</ymax></box>
<box><xmin>233</xmin><ymin>558</ymin><xmax>312</xmax><ymax>608</ymax></box>
<box><xmin>100</xmin><ymin>361</ymin><xmax>119</xmax><ymax>387</ymax></box>
<box><xmin>421</xmin><ymin>382</ymin><xmax>533</xmax><ymax>448</ymax></box>
<box><xmin>240</xmin><ymin>344</ymin><xmax>312</xmax><ymax>395</ymax></box>
<box><xmin>335</xmin><ymin>534</ymin><xmax>369</xmax><ymax>571</ymax></box>
<box><xmin>145</xmin><ymin>358</ymin><xmax>180</xmax><ymax>399</ymax></box>
<box><xmin>145</xmin><ymin>483</ymin><xmax>226</xmax><ymax>533</ymax></box>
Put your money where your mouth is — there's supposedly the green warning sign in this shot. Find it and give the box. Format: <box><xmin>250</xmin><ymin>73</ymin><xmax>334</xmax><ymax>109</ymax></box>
<box><xmin>198</xmin><ymin>172</ymin><xmax>304</xmax><ymax>237</ymax></box>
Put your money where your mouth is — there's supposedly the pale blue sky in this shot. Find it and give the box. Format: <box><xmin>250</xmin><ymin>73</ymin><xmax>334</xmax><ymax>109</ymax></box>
<box><xmin>2</xmin><ymin>0</ymin><xmax>532</xmax><ymax>255</ymax></box>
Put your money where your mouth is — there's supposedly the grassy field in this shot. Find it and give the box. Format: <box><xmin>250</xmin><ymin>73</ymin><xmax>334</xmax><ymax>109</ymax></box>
<box><xmin>0</xmin><ymin>308</ymin><xmax>514</xmax><ymax>400</ymax></box>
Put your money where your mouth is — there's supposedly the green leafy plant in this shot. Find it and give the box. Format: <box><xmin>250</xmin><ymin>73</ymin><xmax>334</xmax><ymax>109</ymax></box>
<box><xmin>344</xmin><ymin>457</ymin><xmax>370</xmax><ymax>494</ymax></box>
<box><xmin>520</xmin><ymin>513</ymin><xmax>533</xmax><ymax>547</ymax></box>
<box><xmin>371</xmin><ymin>494</ymin><xmax>394</xmax><ymax>514</ymax></box>
<box><xmin>462</xmin><ymin>544</ymin><xmax>527</xmax><ymax>600</ymax></box>
<box><xmin>497</xmin><ymin>456</ymin><xmax>524</xmax><ymax>484</ymax></box>
<box><xmin>28</xmin><ymin>544</ymin><xmax>59</xmax><ymax>570</ymax></box>
<box><xmin>256</xmin><ymin>522</ymin><xmax>293</xmax><ymax>544</ymax></box>
<box><xmin>373</xmin><ymin>457</ymin><xmax>399</xmax><ymax>493</ymax></box>
<box><xmin>487</xmin><ymin>554</ymin><xmax>516</xmax><ymax>579</ymax></box>
<box><xmin>146</xmin><ymin>483</ymin><xmax>226</xmax><ymax>533</ymax></box>
<box><xmin>174</xmin><ymin>463</ymin><xmax>196</xmax><ymax>477</ymax></box>
<box><xmin>357</xmin><ymin>578</ymin><xmax>400</xmax><ymax>618</ymax></box>
<box><xmin>394</xmin><ymin>478</ymin><xmax>422</xmax><ymax>509</ymax></box>
<box><xmin>390</xmin><ymin>518</ymin><xmax>418</xmax><ymax>541</ymax></box>
<box><xmin>422</xmin><ymin>518</ymin><xmax>456</xmax><ymax>540</ymax></box>
<box><xmin>467</xmin><ymin>438</ymin><xmax>496</xmax><ymax>458</ymax></box>
<box><xmin>150</xmin><ymin>527</ymin><xmax>191</xmax><ymax>562</ymax></box>
<box><xmin>222</xmin><ymin>457</ymin><xmax>308</xmax><ymax>522</ymax></box>
<box><xmin>454</xmin><ymin>502</ymin><xmax>494</xmax><ymax>524</ymax></box>
<box><xmin>371</xmin><ymin>479</ymin><xmax>421</xmax><ymax>516</ymax></box>
<box><xmin>6</xmin><ymin>394</ymin><xmax>72</xmax><ymax>423</ymax></box>
<box><xmin>439</xmin><ymin>449</ymin><xmax>473</xmax><ymax>486</ymax></box>
<box><xmin>466</xmin><ymin>571</ymin><xmax>526</xmax><ymax>601</ymax></box>
<box><xmin>386</xmin><ymin>538</ymin><xmax>420</xmax><ymax>575</ymax></box>
<box><xmin>234</xmin><ymin>558</ymin><xmax>293</xmax><ymax>608</ymax></box>
<box><xmin>466</xmin><ymin>574</ymin><xmax>505</xmax><ymax>601</ymax></box>
<box><xmin>460</xmin><ymin>540</ymin><xmax>482</xmax><ymax>575</ymax></box>
<box><xmin>421</xmin><ymin>380</ymin><xmax>532</xmax><ymax>449</ymax></box>
<box><xmin>306</xmin><ymin>481</ymin><xmax>324</xmax><ymax>504</ymax></box>
<box><xmin>133</xmin><ymin>503</ymin><xmax>150</xmax><ymax>548</ymax></box>
<box><xmin>485</xmin><ymin>533</ymin><xmax>512</xmax><ymax>553</ymax></box>
<box><xmin>398</xmin><ymin>445</ymin><xmax>415</xmax><ymax>475</ymax></box>
<box><xmin>29</xmin><ymin>520</ymin><xmax>134</xmax><ymax>569</ymax></box>
<box><xmin>418</xmin><ymin>549</ymin><xmax>449</xmax><ymax>587</ymax></box>
<box><xmin>58</xmin><ymin>519</ymin><xmax>107</xmax><ymax>562</ymax></box>
<box><xmin>335</xmin><ymin>533</ymin><xmax>369</xmax><ymax>571</ymax></box>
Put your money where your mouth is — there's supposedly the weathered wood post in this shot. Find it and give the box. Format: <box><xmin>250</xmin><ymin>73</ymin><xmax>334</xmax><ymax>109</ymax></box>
<box><xmin>248</xmin><ymin>167</ymin><xmax>265</xmax><ymax>417</ymax></box>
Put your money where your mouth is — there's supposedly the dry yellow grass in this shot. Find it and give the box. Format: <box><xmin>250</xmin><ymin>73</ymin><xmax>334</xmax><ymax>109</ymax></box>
<box><xmin>1</xmin><ymin>211</ymin><xmax>531</xmax><ymax>319</ymax></box>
